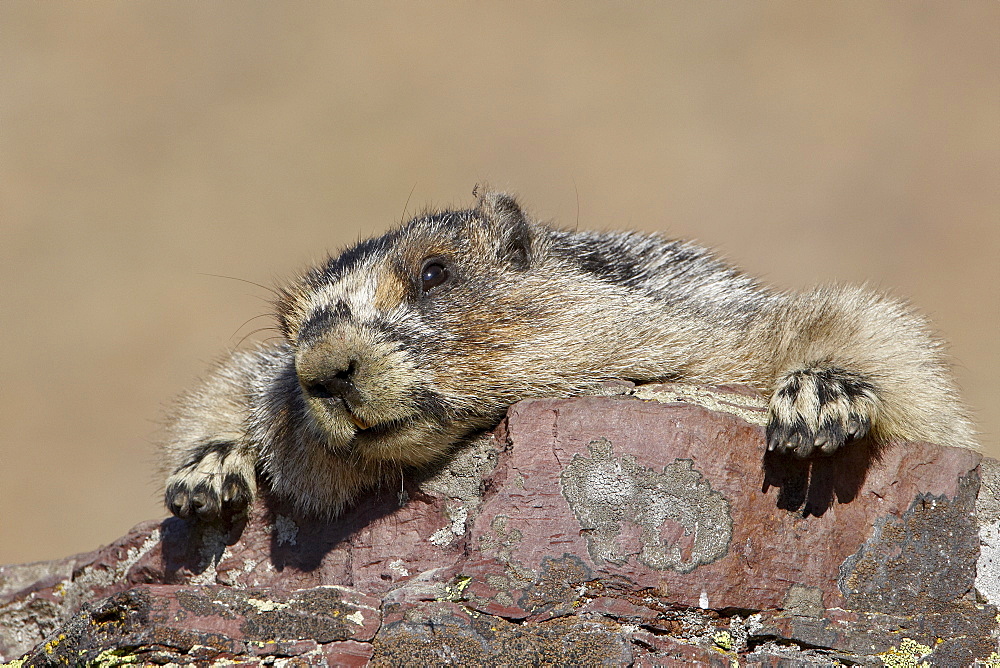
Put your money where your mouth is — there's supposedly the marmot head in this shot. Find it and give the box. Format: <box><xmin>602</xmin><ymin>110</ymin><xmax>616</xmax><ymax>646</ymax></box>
<box><xmin>271</xmin><ymin>188</ymin><xmax>584</xmax><ymax>468</ymax></box>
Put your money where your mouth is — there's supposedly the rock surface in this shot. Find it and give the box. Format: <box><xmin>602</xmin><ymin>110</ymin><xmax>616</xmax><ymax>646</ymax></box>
<box><xmin>2</xmin><ymin>384</ymin><xmax>998</xmax><ymax>665</ymax></box>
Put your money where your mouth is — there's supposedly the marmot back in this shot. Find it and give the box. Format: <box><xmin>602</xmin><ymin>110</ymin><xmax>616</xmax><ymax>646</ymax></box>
<box><xmin>161</xmin><ymin>189</ymin><xmax>976</xmax><ymax>520</ymax></box>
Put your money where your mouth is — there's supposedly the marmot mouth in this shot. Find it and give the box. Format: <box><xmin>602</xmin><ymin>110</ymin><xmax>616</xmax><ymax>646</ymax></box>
<box><xmin>307</xmin><ymin>393</ymin><xmax>419</xmax><ymax>443</ymax></box>
<box><xmin>349</xmin><ymin>417</ymin><xmax>414</xmax><ymax>447</ymax></box>
<box><xmin>341</xmin><ymin>405</ymin><xmax>413</xmax><ymax>436</ymax></box>
<box><xmin>345</xmin><ymin>411</ymin><xmax>371</xmax><ymax>431</ymax></box>
<box><xmin>321</xmin><ymin>395</ymin><xmax>375</xmax><ymax>431</ymax></box>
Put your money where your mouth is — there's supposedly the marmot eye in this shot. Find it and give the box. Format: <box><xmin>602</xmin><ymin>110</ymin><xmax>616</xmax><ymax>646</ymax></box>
<box><xmin>420</xmin><ymin>259</ymin><xmax>450</xmax><ymax>293</ymax></box>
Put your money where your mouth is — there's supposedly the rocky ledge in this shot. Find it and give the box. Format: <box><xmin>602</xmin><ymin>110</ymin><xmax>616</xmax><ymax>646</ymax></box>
<box><xmin>2</xmin><ymin>384</ymin><xmax>999</xmax><ymax>666</ymax></box>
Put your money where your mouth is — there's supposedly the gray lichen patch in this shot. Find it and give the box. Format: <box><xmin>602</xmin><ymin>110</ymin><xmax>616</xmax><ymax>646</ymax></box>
<box><xmin>421</xmin><ymin>433</ymin><xmax>501</xmax><ymax>547</ymax></box>
<box><xmin>560</xmin><ymin>439</ymin><xmax>733</xmax><ymax>573</ymax></box>
<box><xmin>782</xmin><ymin>584</ymin><xmax>825</xmax><ymax>618</ymax></box>
<box><xmin>372</xmin><ymin>602</ymin><xmax>631</xmax><ymax>666</ymax></box>
<box><xmin>476</xmin><ymin>514</ymin><xmax>535</xmax><ymax>586</ymax></box>
<box><xmin>420</xmin><ymin>432</ymin><xmax>500</xmax><ymax>504</ymax></box>
<box><xmin>429</xmin><ymin>504</ymin><xmax>468</xmax><ymax>547</ymax></box>
<box><xmin>273</xmin><ymin>514</ymin><xmax>299</xmax><ymax>546</ymax></box>
<box><xmin>238</xmin><ymin>586</ymin><xmax>375</xmax><ymax>642</ymax></box>
<box><xmin>517</xmin><ymin>554</ymin><xmax>592</xmax><ymax>618</ymax></box>
<box><xmin>976</xmin><ymin>457</ymin><xmax>1000</xmax><ymax>605</ymax></box>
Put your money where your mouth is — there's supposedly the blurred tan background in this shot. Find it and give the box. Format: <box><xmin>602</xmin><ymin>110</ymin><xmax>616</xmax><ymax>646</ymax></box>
<box><xmin>2</xmin><ymin>2</ymin><xmax>997</xmax><ymax>565</ymax></box>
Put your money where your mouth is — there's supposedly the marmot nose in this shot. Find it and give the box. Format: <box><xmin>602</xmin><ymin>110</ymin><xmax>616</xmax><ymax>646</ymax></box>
<box><xmin>302</xmin><ymin>361</ymin><xmax>361</xmax><ymax>403</ymax></box>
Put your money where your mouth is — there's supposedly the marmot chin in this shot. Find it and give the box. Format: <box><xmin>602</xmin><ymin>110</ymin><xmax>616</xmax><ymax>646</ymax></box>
<box><xmin>162</xmin><ymin>188</ymin><xmax>977</xmax><ymax>521</ymax></box>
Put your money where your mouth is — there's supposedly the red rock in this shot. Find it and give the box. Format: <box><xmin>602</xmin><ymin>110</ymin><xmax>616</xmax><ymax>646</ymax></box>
<box><xmin>2</xmin><ymin>386</ymin><xmax>997</xmax><ymax>665</ymax></box>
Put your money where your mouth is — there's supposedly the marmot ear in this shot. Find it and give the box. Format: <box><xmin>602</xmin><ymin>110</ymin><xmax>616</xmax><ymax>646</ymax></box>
<box><xmin>473</xmin><ymin>186</ymin><xmax>534</xmax><ymax>271</ymax></box>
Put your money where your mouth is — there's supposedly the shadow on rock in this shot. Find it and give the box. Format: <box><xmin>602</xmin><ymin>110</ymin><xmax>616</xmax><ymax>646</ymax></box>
<box><xmin>157</xmin><ymin>477</ymin><xmax>421</xmax><ymax>579</ymax></box>
<box><xmin>159</xmin><ymin>514</ymin><xmax>248</xmax><ymax>581</ymax></box>
<box><xmin>262</xmin><ymin>486</ymin><xmax>408</xmax><ymax>573</ymax></box>
<box><xmin>761</xmin><ymin>438</ymin><xmax>883</xmax><ymax>517</ymax></box>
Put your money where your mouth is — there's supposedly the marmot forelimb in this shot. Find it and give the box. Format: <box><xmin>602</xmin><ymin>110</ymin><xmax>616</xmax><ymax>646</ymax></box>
<box><xmin>161</xmin><ymin>188</ymin><xmax>977</xmax><ymax>521</ymax></box>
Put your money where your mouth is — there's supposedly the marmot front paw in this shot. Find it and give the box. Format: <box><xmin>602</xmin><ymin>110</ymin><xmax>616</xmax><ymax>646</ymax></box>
<box><xmin>766</xmin><ymin>366</ymin><xmax>879</xmax><ymax>458</ymax></box>
<box><xmin>164</xmin><ymin>442</ymin><xmax>257</xmax><ymax>521</ymax></box>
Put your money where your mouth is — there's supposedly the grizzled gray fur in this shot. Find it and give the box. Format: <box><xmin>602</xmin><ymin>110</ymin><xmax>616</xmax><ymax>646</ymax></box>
<box><xmin>161</xmin><ymin>188</ymin><xmax>977</xmax><ymax>521</ymax></box>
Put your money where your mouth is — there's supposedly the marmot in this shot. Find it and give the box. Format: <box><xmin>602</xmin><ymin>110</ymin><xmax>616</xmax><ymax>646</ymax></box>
<box><xmin>161</xmin><ymin>188</ymin><xmax>977</xmax><ymax>521</ymax></box>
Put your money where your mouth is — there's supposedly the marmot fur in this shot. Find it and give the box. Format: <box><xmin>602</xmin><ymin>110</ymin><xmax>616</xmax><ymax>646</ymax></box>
<box><xmin>161</xmin><ymin>188</ymin><xmax>977</xmax><ymax>521</ymax></box>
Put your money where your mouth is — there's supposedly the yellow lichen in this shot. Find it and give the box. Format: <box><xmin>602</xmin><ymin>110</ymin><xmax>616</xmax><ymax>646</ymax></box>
<box><xmin>43</xmin><ymin>633</ymin><xmax>66</xmax><ymax>655</ymax></box>
<box><xmin>712</xmin><ymin>631</ymin><xmax>733</xmax><ymax>651</ymax></box>
<box><xmin>439</xmin><ymin>575</ymin><xmax>472</xmax><ymax>602</ymax></box>
<box><xmin>878</xmin><ymin>637</ymin><xmax>933</xmax><ymax>668</ymax></box>
<box><xmin>710</xmin><ymin>631</ymin><xmax>739</xmax><ymax>667</ymax></box>
<box><xmin>91</xmin><ymin>648</ymin><xmax>140</xmax><ymax>666</ymax></box>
